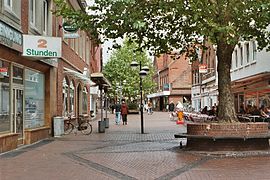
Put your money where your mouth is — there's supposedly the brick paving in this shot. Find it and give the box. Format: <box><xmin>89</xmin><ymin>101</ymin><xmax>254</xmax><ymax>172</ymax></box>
<box><xmin>1</xmin><ymin>110</ymin><xmax>270</xmax><ymax>180</ymax></box>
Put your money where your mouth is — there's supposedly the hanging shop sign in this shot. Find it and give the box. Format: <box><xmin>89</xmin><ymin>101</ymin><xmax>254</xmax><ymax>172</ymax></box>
<box><xmin>0</xmin><ymin>67</ymin><xmax>8</xmax><ymax>76</ymax></box>
<box><xmin>22</xmin><ymin>35</ymin><xmax>62</xmax><ymax>58</ymax></box>
<box><xmin>199</xmin><ymin>64</ymin><xmax>208</xmax><ymax>73</ymax></box>
<box><xmin>62</xmin><ymin>21</ymin><xmax>79</xmax><ymax>39</ymax></box>
<box><xmin>163</xmin><ymin>83</ymin><xmax>170</xmax><ymax>91</ymax></box>
<box><xmin>62</xmin><ymin>21</ymin><xmax>78</xmax><ymax>33</ymax></box>
<box><xmin>0</xmin><ymin>20</ymin><xmax>22</xmax><ymax>52</ymax></box>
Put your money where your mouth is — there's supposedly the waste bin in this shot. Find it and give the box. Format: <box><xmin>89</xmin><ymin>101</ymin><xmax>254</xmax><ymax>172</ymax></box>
<box><xmin>53</xmin><ymin>116</ymin><xmax>64</xmax><ymax>137</ymax></box>
<box><xmin>98</xmin><ymin>120</ymin><xmax>106</xmax><ymax>133</ymax></box>
<box><xmin>104</xmin><ymin>118</ymin><xmax>109</xmax><ymax>128</ymax></box>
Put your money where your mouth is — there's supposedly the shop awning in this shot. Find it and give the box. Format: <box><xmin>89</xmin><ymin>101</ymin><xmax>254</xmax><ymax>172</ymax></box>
<box><xmin>90</xmin><ymin>72</ymin><xmax>111</xmax><ymax>87</ymax></box>
<box><xmin>64</xmin><ymin>67</ymin><xmax>96</xmax><ymax>86</ymax></box>
<box><xmin>147</xmin><ymin>91</ymin><xmax>170</xmax><ymax>98</ymax></box>
<box><xmin>232</xmin><ymin>71</ymin><xmax>270</xmax><ymax>86</ymax></box>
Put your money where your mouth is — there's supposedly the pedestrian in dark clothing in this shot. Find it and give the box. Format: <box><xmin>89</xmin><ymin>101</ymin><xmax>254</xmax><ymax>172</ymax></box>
<box><xmin>121</xmin><ymin>100</ymin><xmax>129</xmax><ymax>125</ymax></box>
<box><xmin>111</xmin><ymin>103</ymin><xmax>115</xmax><ymax>114</ymax></box>
<box><xmin>169</xmin><ymin>101</ymin><xmax>175</xmax><ymax>112</ymax></box>
<box><xmin>169</xmin><ymin>101</ymin><xmax>175</xmax><ymax>120</ymax></box>
<box><xmin>201</xmin><ymin>106</ymin><xmax>208</xmax><ymax>115</ymax></box>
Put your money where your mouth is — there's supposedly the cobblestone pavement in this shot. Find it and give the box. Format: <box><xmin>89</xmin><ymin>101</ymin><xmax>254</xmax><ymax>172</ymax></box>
<box><xmin>1</xmin><ymin>111</ymin><xmax>270</xmax><ymax>180</ymax></box>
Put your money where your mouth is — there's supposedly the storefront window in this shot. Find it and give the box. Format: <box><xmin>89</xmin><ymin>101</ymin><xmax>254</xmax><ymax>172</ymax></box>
<box><xmin>82</xmin><ymin>87</ymin><xmax>88</xmax><ymax>114</ymax></box>
<box><xmin>62</xmin><ymin>77</ymin><xmax>69</xmax><ymax>116</ymax></box>
<box><xmin>24</xmin><ymin>69</ymin><xmax>45</xmax><ymax>128</ymax></box>
<box><xmin>70</xmin><ymin>81</ymin><xmax>75</xmax><ymax>116</ymax></box>
<box><xmin>245</xmin><ymin>92</ymin><xmax>257</xmax><ymax>109</ymax></box>
<box><xmin>0</xmin><ymin>60</ymin><xmax>10</xmax><ymax>133</ymax></box>
<box><xmin>258</xmin><ymin>91</ymin><xmax>270</xmax><ymax>108</ymax></box>
<box><xmin>13</xmin><ymin>66</ymin><xmax>23</xmax><ymax>84</ymax></box>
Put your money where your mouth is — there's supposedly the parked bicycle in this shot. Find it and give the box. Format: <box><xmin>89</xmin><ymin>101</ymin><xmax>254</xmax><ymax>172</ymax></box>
<box><xmin>64</xmin><ymin>115</ymin><xmax>92</xmax><ymax>135</ymax></box>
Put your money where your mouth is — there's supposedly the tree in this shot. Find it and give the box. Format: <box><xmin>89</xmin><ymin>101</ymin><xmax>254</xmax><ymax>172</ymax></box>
<box><xmin>103</xmin><ymin>39</ymin><xmax>155</xmax><ymax>101</ymax></box>
<box><xmin>54</xmin><ymin>0</ymin><xmax>270</xmax><ymax>122</ymax></box>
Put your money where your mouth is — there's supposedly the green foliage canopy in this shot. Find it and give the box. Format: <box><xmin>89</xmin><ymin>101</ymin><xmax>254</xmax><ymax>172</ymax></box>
<box><xmin>55</xmin><ymin>0</ymin><xmax>270</xmax><ymax>54</ymax></box>
<box><xmin>54</xmin><ymin>0</ymin><xmax>270</xmax><ymax>122</ymax></box>
<box><xmin>103</xmin><ymin>40</ymin><xmax>155</xmax><ymax>101</ymax></box>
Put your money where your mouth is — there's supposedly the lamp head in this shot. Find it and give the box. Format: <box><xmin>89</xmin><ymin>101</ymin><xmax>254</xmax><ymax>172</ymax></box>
<box><xmin>130</xmin><ymin>61</ymin><xmax>139</xmax><ymax>70</ymax></box>
<box><xmin>139</xmin><ymin>70</ymin><xmax>148</xmax><ymax>78</ymax></box>
<box><xmin>141</xmin><ymin>66</ymin><xmax>149</xmax><ymax>72</ymax></box>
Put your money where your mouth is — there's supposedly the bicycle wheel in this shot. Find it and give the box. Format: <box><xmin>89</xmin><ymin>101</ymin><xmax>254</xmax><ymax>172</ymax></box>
<box><xmin>64</xmin><ymin>123</ymin><xmax>74</xmax><ymax>135</ymax></box>
<box><xmin>80</xmin><ymin>122</ymin><xmax>92</xmax><ymax>135</ymax></box>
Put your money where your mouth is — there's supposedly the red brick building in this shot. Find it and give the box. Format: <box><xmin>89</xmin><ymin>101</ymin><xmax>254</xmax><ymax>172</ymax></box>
<box><xmin>0</xmin><ymin>0</ymin><xmax>101</xmax><ymax>153</ymax></box>
<box><xmin>148</xmin><ymin>53</ymin><xmax>192</xmax><ymax>111</ymax></box>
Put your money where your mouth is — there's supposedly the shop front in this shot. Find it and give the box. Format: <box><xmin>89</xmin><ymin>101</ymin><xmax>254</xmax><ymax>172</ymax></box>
<box><xmin>232</xmin><ymin>72</ymin><xmax>270</xmax><ymax>113</ymax></box>
<box><xmin>147</xmin><ymin>91</ymin><xmax>170</xmax><ymax>111</ymax></box>
<box><xmin>0</xmin><ymin>58</ymin><xmax>52</xmax><ymax>153</ymax></box>
<box><xmin>0</xmin><ymin>33</ymin><xmax>59</xmax><ymax>153</ymax></box>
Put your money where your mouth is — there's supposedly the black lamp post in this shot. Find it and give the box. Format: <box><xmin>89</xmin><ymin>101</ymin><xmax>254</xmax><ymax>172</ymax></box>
<box><xmin>130</xmin><ymin>61</ymin><xmax>149</xmax><ymax>134</ymax></box>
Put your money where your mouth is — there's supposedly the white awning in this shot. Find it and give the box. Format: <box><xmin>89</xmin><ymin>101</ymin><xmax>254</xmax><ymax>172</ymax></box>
<box><xmin>64</xmin><ymin>67</ymin><xmax>96</xmax><ymax>86</ymax></box>
<box><xmin>147</xmin><ymin>91</ymin><xmax>170</xmax><ymax>98</ymax></box>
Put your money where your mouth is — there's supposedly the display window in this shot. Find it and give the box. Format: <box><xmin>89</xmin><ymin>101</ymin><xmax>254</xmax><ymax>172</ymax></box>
<box><xmin>0</xmin><ymin>60</ymin><xmax>10</xmax><ymax>133</ymax></box>
<box><xmin>24</xmin><ymin>69</ymin><xmax>45</xmax><ymax>128</ymax></box>
<box><xmin>245</xmin><ymin>89</ymin><xmax>270</xmax><ymax>109</ymax></box>
<box><xmin>82</xmin><ymin>86</ymin><xmax>88</xmax><ymax>114</ymax></box>
<box><xmin>69</xmin><ymin>80</ymin><xmax>75</xmax><ymax>116</ymax></box>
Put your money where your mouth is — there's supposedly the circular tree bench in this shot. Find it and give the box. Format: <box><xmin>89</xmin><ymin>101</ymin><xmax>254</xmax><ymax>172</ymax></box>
<box><xmin>175</xmin><ymin>123</ymin><xmax>270</xmax><ymax>151</ymax></box>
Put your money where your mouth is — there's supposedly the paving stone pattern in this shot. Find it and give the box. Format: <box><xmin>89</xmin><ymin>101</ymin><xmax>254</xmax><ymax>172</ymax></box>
<box><xmin>1</xmin><ymin>111</ymin><xmax>270</xmax><ymax>180</ymax></box>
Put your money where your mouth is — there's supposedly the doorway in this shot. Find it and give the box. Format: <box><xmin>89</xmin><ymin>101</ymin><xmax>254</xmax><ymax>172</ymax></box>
<box><xmin>12</xmin><ymin>88</ymin><xmax>24</xmax><ymax>144</ymax></box>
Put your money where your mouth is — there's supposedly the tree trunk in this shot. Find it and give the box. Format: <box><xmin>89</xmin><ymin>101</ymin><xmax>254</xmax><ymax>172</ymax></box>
<box><xmin>216</xmin><ymin>41</ymin><xmax>238</xmax><ymax>122</ymax></box>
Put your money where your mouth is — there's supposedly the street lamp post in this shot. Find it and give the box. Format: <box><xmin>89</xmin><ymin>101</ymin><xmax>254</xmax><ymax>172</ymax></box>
<box><xmin>116</xmin><ymin>80</ymin><xmax>126</xmax><ymax>102</ymax></box>
<box><xmin>131</xmin><ymin>60</ymin><xmax>149</xmax><ymax>134</ymax></box>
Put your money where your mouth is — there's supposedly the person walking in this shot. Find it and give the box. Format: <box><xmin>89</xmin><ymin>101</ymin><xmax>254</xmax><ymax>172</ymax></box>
<box><xmin>115</xmin><ymin>101</ymin><xmax>121</xmax><ymax>125</ymax></box>
<box><xmin>147</xmin><ymin>100</ymin><xmax>153</xmax><ymax>115</ymax></box>
<box><xmin>121</xmin><ymin>100</ymin><xmax>129</xmax><ymax>125</ymax></box>
<box><xmin>169</xmin><ymin>101</ymin><xmax>175</xmax><ymax>120</ymax></box>
<box><xmin>110</xmin><ymin>103</ymin><xmax>115</xmax><ymax>114</ymax></box>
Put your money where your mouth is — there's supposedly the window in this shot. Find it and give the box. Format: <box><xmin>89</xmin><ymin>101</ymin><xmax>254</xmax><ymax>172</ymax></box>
<box><xmin>42</xmin><ymin>0</ymin><xmax>48</xmax><ymax>34</ymax></box>
<box><xmin>245</xmin><ymin>43</ymin><xmax>250</xmax><ymax>63</ymax></box>
<box><xmin>29</xmin><ymin>0</ymin><xmax>36</xmax><ymax>26</ymax></box>
<box><xmin>75</xmin><ymin>31</ymin><xmax>79</xmax><ymax>54</ymax></box>
<box><xmin>70</xmin><ymin>39</ymin><xmax>75</xmax><ymax>50</ymax></box>
<box><xmin>5</xmin><ymin>0</ymin><xmax>12</xmax><ymax>10</ymax></box>
<box><xmin>79</xmin><ymin>32</ymin><xmax>84</xmax><ymax>58</ymax></box>
<box><xmin>13</xmin><ymin>66</ymin><xmax>23</xmax><ymax>84</ymax></box>
<box><xmin>240</xmin><ymin>46</ymin><xmax>243</xmax><ymax>66</ymax></box>
<box><xmin>86</xmin><ymin>38</ymin><xmax>90</xmax><ymax>65</ymax></box>
<box><xmin>62</xmin><ymin>77</ymin><xmax>69</xmax><ymax>116</ymax></box>
<box><xmin>0</xmin><ymin>60</ymin><xmax>10</xmax><ymax>133</ymax></box>
<box><xmin>234</xmin><ymin>49</ymin><xmax>238</xmax><ymax>68</ymax></box>
<box><xmin>82</xmin><ymin>87</ymin><xmax>88</xmax><ymax>114</ymax></box>
<box><xmin>25</xmin><ymin>69</ymin><xmax>45</xmax><ymax>128</ymax></box>
<box><xmin>252</xmin><ymin>41</ymin><xmax>257</xmax><ymax>61</ymax></box>
<box><xmin>70</xmin><ymin>81</ymin><xmax>75</xmax><ymax>116</ymax></box>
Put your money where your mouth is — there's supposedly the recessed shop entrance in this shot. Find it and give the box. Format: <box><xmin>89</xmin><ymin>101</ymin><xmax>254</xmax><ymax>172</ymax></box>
<box><xmin>12</xmin><ymin>87</ymin><xmax>24</xmax><ymax>144</ymax></box>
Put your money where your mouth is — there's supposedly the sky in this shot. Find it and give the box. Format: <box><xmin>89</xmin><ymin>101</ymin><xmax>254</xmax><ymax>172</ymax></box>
<box><xmin>102</xmin><ymin>38</ymin><xmax>123</xmax><ymax>64</ymax></box>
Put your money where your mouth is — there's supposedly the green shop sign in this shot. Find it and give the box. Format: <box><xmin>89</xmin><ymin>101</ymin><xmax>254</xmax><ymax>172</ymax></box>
<box><xmin>62</xmin><ymin>22</ymin><xmax>78</xmax><ymax>33</ymax></box>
